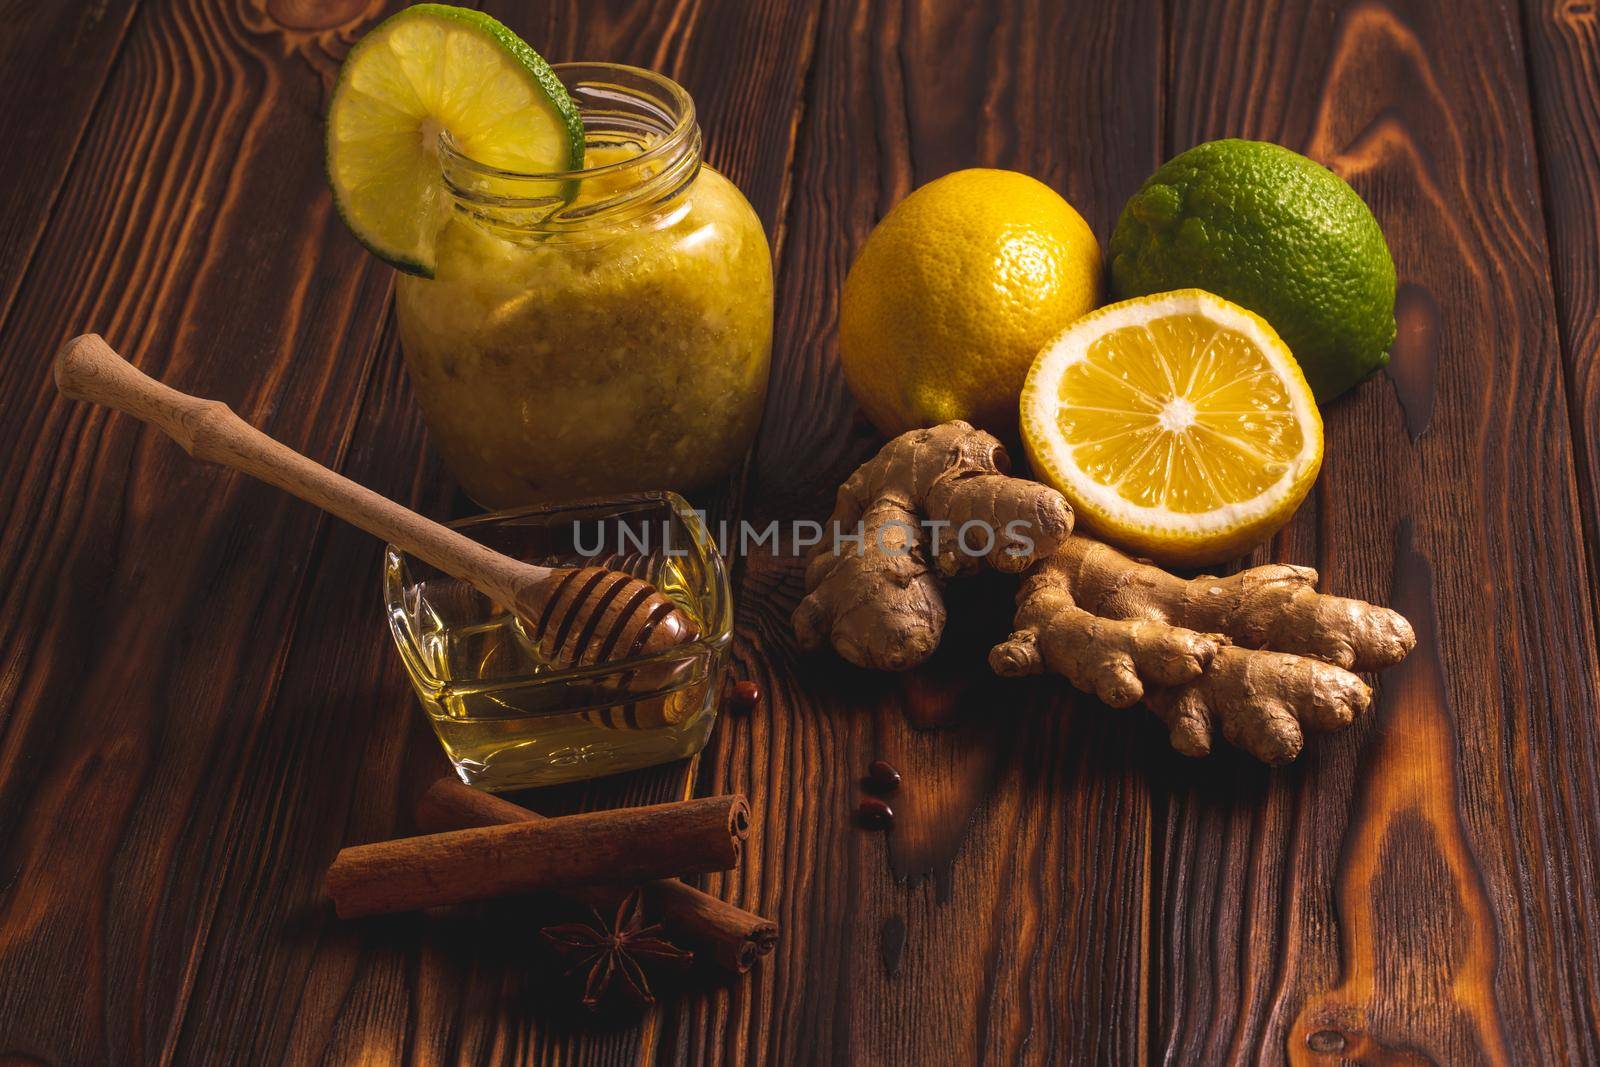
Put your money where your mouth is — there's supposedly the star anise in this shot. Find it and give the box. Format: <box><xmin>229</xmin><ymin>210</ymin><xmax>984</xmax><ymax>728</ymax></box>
<box><xmin>540</xmin><ymin>889</ymin><xmax>693</xmax><ymax>1010</ymax></box>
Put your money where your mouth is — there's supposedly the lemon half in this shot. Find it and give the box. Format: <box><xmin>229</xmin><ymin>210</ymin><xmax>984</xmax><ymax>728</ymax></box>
<box><xmin>1021</xmin><ymin>289</ymin><xmax>1323</xmax><ymax>566</ymax></box>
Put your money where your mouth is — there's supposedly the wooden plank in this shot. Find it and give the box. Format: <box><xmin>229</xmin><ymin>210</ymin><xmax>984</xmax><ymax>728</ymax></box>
<box><xmin>0</xmin><ymin>0</ymin><xmax>140</xmax><ymax>327</ymax></box>
<box><xmin>128</xmin><ymin>2</ymin><xmax>823</xmax><ymax>1063</ymax></box>
<box><xmin>1523</xmin><ymin>1</ymin><xmax>1600</xmax><ymax>609</ymax></box>
<box><xmin>1153</xmin><ymin>1</ymin><xmax>1600</xmax><ymax>1063</ymax></box>
<box><xmin>666</xmin><ymin>1</ymin><xmax>1166</xmax><ymax>1063</ymax></box>
<box><xmin>1519</xmin><ymin>0</ymin><xmax>1600</xmax><ymax>1053</ymax></box>
<box><xmin>0</xmin><ymin>1</ymin><xmax>405</xmax><ymax>1062</ymax></box>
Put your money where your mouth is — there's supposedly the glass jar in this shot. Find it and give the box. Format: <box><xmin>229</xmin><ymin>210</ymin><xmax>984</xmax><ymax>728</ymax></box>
<box><xmin>395</xmin><ymin>63</ymin><xmax>774</xmax><ymax>508</ymax></box>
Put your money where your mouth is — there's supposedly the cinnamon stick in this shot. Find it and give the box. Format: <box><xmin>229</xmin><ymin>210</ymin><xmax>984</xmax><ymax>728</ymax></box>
<box><xmin>326</xmin><ymin>794</ymin><xmax>749</xmax><ymax>919</ymax></box>
<box><xmin>416</xmin><ymin>778</ymin><xmax>779</xmax><ymax>972</ymax></box>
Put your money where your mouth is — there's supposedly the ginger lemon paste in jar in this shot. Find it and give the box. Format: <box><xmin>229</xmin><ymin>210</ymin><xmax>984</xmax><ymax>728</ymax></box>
<box><xmin>395</xmin><ymin>64</ymin><xmax>773</xmax><ymax>507</ymax></box>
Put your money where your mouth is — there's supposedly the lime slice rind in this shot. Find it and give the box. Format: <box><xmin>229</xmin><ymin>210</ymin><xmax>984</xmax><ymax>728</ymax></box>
<box><xmin>326</xmin><ymin>4</ymin><xmax>584</xmax><ymax>277</ymax></box>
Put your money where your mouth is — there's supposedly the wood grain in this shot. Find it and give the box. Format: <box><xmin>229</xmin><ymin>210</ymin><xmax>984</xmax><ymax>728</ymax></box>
<box><xmin>0</xmin><ymin>1</ymin><xmax>399</xmax><ymax>1062</ymax></box>
<box><xmin>1523</xmin><ymin>0</ymin><xmax>1600</xmax><ymax>626</ymax></box>
<box><xmin>0</xmin><ymin>1</ymin><xmax>141</xmax><ymax>329</ymax></box>
<box><xmin>1153</xmin><ymin>1</ymin><xmax>1600</xmax><ymax>1063</ymax></box>
<box><xmin>1519</xmin><ymin>2</ymin><xmax>1600</xmax><ymax>1058</ymax></box>
<box><xmin>3</xmin><ymin>0</ymin><xmax>1600</xmax><ymax>1063</ymax></box>
<box><xmin>671</xmin><ymin>1</ymin><xmax>1165</xmax><ymax>1063</ymax></box>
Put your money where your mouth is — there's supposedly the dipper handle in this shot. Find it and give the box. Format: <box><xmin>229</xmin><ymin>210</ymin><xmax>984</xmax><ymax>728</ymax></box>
<box><xmin>53</xmin><ymin>335</ymin><xmax>698</xmax><ymax>667</ymax></box>
<box><xmin>54</xmin><ymin>334</ymin><xmax>542</xmax><ymax>608</ymax></box>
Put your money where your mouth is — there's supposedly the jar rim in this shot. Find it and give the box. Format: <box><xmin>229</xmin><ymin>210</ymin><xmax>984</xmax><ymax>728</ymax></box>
<box><xmin>438</xmin><ymin>61</ymin><xmax>698</xmax><ymax>182</ymax></box>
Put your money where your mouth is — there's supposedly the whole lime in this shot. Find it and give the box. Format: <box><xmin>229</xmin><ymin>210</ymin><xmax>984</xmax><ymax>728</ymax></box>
<box><xmin>840</xmin><ymin>169</ymin><xmax>1101</xmax><ymax>437</ymax></box>
<box><xmin>1108</xmin><ymin>139</ymin><xmax>1395</xmax><ymax>402</ymax></box>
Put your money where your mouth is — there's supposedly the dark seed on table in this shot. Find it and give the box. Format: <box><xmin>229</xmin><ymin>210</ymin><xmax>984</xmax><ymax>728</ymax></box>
<box><xmin>863</xmin><ymin>759</ymin><xmax>901</xmax><ymax>793</ymax></box>
<box><xmin>729</xmin><ymin>680</ymin><xmax>761</xmax><ymax>710</ymax></box>
<box><xmin>857</xmin><ymin>797</ymin><xmax>894</xmax><ymax>830</ymax></box>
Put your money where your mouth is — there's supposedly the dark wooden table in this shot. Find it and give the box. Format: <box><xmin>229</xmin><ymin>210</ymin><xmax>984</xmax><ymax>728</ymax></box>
<box><xmin>3</xmin><ymin>1</ymin><xmax>1598</xmax><ymax>1063</ymax></box>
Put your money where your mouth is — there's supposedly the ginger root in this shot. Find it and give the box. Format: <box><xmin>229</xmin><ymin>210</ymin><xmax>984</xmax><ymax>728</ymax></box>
<box><xmin>795</xmin><ymin>423</ymin><xmax>1416</xmax><ymax>764</ymax></box>
<box><xmin>990</xmin><ymin>536</ymin><xmax>1415</xmax><ymax>763</ymax></box>
<box><xmin>792</xmin><ymin>421</ymin><xmax>1072</xmax><ymax>670</ymax></box>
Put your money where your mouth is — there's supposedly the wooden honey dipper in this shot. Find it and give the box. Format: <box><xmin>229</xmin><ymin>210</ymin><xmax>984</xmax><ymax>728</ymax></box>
<box><xmin>53</xmin><ymin>334</ymin><xmax>699</xmax><ymax>667</ymax></box>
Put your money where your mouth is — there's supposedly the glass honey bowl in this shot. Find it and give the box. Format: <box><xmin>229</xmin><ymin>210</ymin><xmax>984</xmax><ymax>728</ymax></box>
<box><xmin>384</xmin><ymin>492</ymin><xmax>733</xmax><ymax>791</ymax></box>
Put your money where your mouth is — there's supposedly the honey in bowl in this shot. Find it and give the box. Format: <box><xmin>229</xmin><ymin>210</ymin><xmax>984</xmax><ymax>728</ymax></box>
<box><xmin>385</xmin><ymin>494</ymin><xmax>733</xmax><ymax>791</ymax></box>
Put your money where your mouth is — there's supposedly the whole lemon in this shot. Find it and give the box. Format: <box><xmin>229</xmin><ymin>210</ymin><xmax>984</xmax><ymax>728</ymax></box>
<box><xmin>839</xmin><ymin>169</ymin><xmax>1102</xmax><ymax>437</ymax></box>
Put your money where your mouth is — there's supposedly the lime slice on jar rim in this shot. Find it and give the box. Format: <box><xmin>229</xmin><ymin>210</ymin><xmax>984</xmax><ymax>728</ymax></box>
<box><xmin>325</xmin><ymin>3</ymin><xmax>584</xmax><ymax>277</ymax></box>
